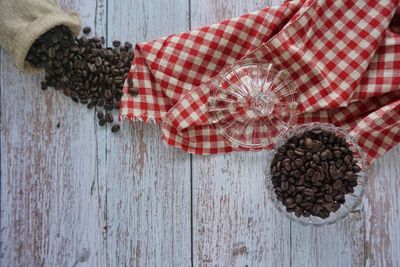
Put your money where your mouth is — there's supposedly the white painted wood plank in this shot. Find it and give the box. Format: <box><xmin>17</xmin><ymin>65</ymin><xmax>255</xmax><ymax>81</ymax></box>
<box><xmin>0</xmin><ymin>0</ymin><xmax>107</xmax><ymax>266</ymax></box>
<box><xmin>364</xmin><ymin>144</ymin><xmax>400</xmax><ymax>267</ymax></box>
<box><xmin>291</xmin><ymin>211</ymin><xmax>365</xmax><ymax>267</ymax></box>
<box><xmin>192</xmin><ymin>152</ymin><xmax>291</xmax><ymax>266</ymax></box>
<box><xmin>104</xmin><ymin>0</ymin><xmax>192</xmax><ymax>266</ymax></box>
<box><xmin>191</xmin><ymin>2</ymin><xmax>291</xmax><ymax>265</ymax></box>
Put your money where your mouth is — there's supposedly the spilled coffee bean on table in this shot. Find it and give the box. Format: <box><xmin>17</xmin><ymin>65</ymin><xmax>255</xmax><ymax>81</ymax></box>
<box><xmin>270</xmin><ymin>128</ymin><xmax>361</xmax><ymax>219</ymax></box>
<box><xmin>26</xmin><ymin>25</ymin><xmax>137</xmax><ymax>133</ymax></box>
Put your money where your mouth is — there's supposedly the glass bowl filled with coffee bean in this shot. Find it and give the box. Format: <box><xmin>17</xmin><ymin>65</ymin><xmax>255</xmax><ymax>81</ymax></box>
<box><xmin>267</xmin><ymin>123</ymin><xmax>368</xmax><ymax>226</ymax></box>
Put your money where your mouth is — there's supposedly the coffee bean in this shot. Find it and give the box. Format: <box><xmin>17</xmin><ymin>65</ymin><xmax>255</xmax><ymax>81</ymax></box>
<box><xmin>312</xmin><ymin>154</ymin><xmax>321</xmax><ymax>164</ymax></box>
<box><xmin>82</xmin><ymin>26</ymin><xmax>91</xmax><ymax>34</ymax></box>
<box><xmin>97</xmin><ymin>111</ymin><xmax>104</xmax><ymax>120</ymax></box>
<box><xmin>124</xmin><ymin>41</ymin><xmax>133</xmax><ymax>49</ymax></box>
<box><xmin>111</xmin><ymin>124</ymin><xmax>120</xmax><ymax>133</ymax></box>
<box><xmin>71</xmin><ymin>95</ymin><xmax>79</xmax><ymax>103</ymax></box>
<box><xmin>304</xmin><ymin>137</ymin><xmax>313</xmax><ymax>150</ymax></box>
<box><xmin>303</xmin><ymin>188</ymin><xmax>314</xmax><ymax>196</ymax></box>
<box><xmin>333</xmin><ymin>179</ymin><xmax>343</xmax><ymax>190</ymax></box>
<box><xmin>294</xmin><ymin>158</ymin><xmax>303</xmax><ymax>167</ymax></box>
<box><xmin>128</xmin><ymin>88</ymin><xmax>139</xmax><ymax>96</ymax></box>
<box><xmin>334</xmin><ymin>194</ymin><xmax>345</xmax><ymax>202</ymax></box>
<box><xmin>296</xmin><ymin>175</ymin><xmax>305</xmax><ymax>186</ymax></box>
<box><xmin>294</xmin><ymin>148</ymin><xmax>305</xmax><ymax>156</ymax></box>
<box><xmin>288</xmin><ymin>143</ymin><xmax>296</xmax><ymax>149</ymax></box>
<box><xmin>320</xmin><ymin>150</ymin><xmax>333</xmax><ymax>161</ymax></box>
<box><xmin>285</xmin><ymin>198</ymin><xmax>294</xmax><ymax>205</ymax></box>
<box><xmin>287</xmin><ymin>150</ymin><xmax>296</xmax><ymax>160</ymax></box>
<box><xmin>41</xmin><ymin>82</ymin><xmax>48</xmax><ymax>90</ymax></box>
<box><xmin>311</xmin><ymin>172</ymin><xmax>322</xmax><ymax>184</ymax></box>
<box><xmin>295</xmin><ymin>194</ymin><xmax>303</xmax><ymax>203</ymax></box>
<box><xmin>305</xmin><ymin>152</ymin><xmax>313</xmax><ymax>160</ymax></box>
<box><xmin>99</xmin><ymin>119</ymin><xmax>106</xmax><ymax>126</ymax></box>
<box><xmin>105</xmin><ymin>113</ymin><xmax>114</xmax><ymax>123</ymax></box>
<box><xmin>113</xmin><ymin>40</ymin><xmax>121</xmax><ymax>47</ymax></box>
<box><xmin>281</xmin><ymin>181</ymin><xmax>289</xmax><ymax>191</ymax></box>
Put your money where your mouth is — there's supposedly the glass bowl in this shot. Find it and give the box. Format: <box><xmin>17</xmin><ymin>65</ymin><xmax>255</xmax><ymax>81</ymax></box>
<box><xmin>207</xmin><ymin>60</ymin><xmax>298</xmax><ymax>148</ymax></box>
<box><xmin>266</xmin><ymin>123</ymin><xmax>369</xmax><ymax>226</ymax></box>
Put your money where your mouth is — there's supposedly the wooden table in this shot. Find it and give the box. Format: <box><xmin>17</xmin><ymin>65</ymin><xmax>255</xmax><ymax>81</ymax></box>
<box><xmin>1</xmin><ymin>0</ymin><xmax>399</xmax><ymax>266</ymax></box>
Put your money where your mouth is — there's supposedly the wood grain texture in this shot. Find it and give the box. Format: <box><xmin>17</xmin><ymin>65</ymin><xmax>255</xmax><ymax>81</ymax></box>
<box><xmin>291</xmin><ymin>211</ymin><xmax>365</xmax><ymax>267</ymax></box>
<box><xmin>0</xmin><ymin>0</ymin><xmax>107</xmax><ymax>266</ymax></box>
<box><xmin>190</xmin><ymin>1</ymin><xmax>291</xmax><ymax>266</ymax></box>
<box><xmin>364</xmin><ymin>145</ymin><xmax>400</xmax><ymax>267</ymax></box>
<box><xmin>104</xmin><ymin>0</ymin><xmax>191</xmax><ymax>266</ymax></box>
<box><xmin>1</xmin><ymin>0</ymin><xmax>400</xmax><ymax>266</ymax></box>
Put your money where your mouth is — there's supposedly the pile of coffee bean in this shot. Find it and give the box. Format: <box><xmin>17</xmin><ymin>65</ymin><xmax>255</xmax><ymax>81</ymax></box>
<box><xmin>270</xmin><ymin>128</ymin><xmax>362</xmax><ymax>219</ymax></box>
<box><xmin>26</xmin><ymin>25</ymin><xmax>137</xmax><ymax>132</ymax></box>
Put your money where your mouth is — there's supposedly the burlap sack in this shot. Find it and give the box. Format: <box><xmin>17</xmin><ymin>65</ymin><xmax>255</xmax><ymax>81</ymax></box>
<box><xmin>0</xmin><ymin>0</ymin><xmax>81</xmax><ymax>73</ymax></box>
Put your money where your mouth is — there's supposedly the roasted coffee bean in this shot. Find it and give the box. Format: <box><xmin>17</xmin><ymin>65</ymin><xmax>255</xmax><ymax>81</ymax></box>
<box><xmin>113</xmin><ymin>40</ymin><xmax>121</xmax><ymax>47</ymax></box>
<box><xmin>41</xmin><ymin>82</ymin><xmax>48</xmax><ymax>90</ymax></box>
<box><xmin>97</xmin><ymin>111</ymin><xmax>104</xmax><ymax>120</ymax></box>
<box><xmin>124</xmin><ymin>41</ymin><xmax>133</xmax><ymax>49</ymax></box>
<box><xmin>105</xmin><ymin>113</ymin><xmax>114</xmax><ymax>123</ymax></box>
<box><xmin>270</xmin><ymin>128</ymin><xmax>361</xmax><ymax>219</ymax></box>
<box><xmin>295</xmin><ymin>194</ymin><xmax>303</xmax><ymax>203</ymax></box>
<box><xmin>320</xmin><ymin>150</ymin><xmax>333</xmax><ymax>161</ymax></box>
<box><xmin>26</xmin><ymin>25</ymin><xmax>135</xmax><ymax>133</ymax></box>
<box><xmin>285</xmin><ymin>198</ymin><xmax>294</xmax><ymax>205</ymax></box>
<box><xmin>129</xmin><ymin>88</ymin><xmax>139</xmax><ymax>96</ymax></box>
<box><xmin>312</xmin><ymin>154</ymin><xmax>321</xmax><ymax>164</ymax></box>
<box><xmin>82</xmin><ymin>26</ymin><xmax>91</xmax><ymax>34</ymax></box>
<box><xmin>288</xmin><ymin>143</ymin><xmax>296</xmax><ymax>149</ymax></box>
<box><xmin>294</xmin><ymin>148</ymin><xmax>305</xmax><ymax>156</ymax></box>
<box><xmin>303</xmin><ymin>188</ymin><xmax>314</xmax><ymax>196</ymax></box>
<box><xmin>293</xmin><ymin>158</ymin><xmax>302</xmax><ymax>168</ymax></box>
<box><xmin>281</xmin><ymin>181</ymin><xmax>289</xmax><ymax>191</ymax></box>
<box><xmin>332</xmin><ymin>179</ymin><xmax>343</xmax><ymax>190</ymax></box>
<box><xmin>111</xmin><ymin>124</ymin><xmax>120</xmax><ymax>133</ymax></box>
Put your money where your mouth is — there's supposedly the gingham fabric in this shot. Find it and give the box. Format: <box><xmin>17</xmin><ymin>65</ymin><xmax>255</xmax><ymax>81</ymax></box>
<box><xmin>120</xmin><ymin>0</ymin><xmax>400</xmax><ymax>164</ymax></box>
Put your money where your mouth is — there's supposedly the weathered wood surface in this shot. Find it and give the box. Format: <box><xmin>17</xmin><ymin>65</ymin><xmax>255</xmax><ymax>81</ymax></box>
<box><xmin>190</xmin><ymin>2</ymin><xmax>291</xmax><ymax>266</ymax></box>
<box><xmin>0</xmin><ymin>0</ymin><xmax>399</xmax><ymax>266</ymax></box>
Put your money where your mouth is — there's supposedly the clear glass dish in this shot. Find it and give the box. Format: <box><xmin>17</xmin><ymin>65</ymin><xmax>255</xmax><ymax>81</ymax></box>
<box><xmin>266</xmin><ymin>123</ymin><xmax>369</xmax><ymax>226</ymax></box>
<box><xmin>207</xmin><ymin>60</ymin><xmax>298</xmax><ymax>148</ymax></box>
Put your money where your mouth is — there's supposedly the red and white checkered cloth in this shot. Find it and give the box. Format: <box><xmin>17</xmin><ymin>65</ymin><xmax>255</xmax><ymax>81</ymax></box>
<box><xmin>120</xmin><ymin>0</ymin><xmax>400</xmax><ymax>164</ymax></box>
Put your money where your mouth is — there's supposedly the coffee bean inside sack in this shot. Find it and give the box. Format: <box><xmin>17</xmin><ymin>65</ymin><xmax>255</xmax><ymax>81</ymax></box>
<box><xmin>25</xmin><ymin>25</ymin><xmax>137</xmax><ymax>133</ymax></box>
<box><xmin>270</xmin><ymin>128</ymin><xmax>362</xmax><ymax>219</ymax></box>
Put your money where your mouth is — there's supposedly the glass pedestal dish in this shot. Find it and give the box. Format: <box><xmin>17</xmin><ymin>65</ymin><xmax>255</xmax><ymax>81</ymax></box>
<box><xmin>207</xmin><ymin>60</ymin><xmax>297</xmax><ymax>148</ymax></box>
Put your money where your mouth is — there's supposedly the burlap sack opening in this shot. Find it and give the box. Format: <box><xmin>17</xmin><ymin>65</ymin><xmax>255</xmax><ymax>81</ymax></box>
<box><xmin>0</xmin><ymin>0</ymin><xmax>81</xmax><ymax>73</ymax></box>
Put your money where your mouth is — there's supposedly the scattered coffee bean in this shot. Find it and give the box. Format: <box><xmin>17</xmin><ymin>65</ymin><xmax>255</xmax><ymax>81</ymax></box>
<box><xmin>270</xmin><ymin>128</ymin><xmax>361</xmax><ymax>219</ymax></box>
<box><xmin>128</xmin><ymin>88</ymin><xmax>139</xmax><ymax>96</ymax></box>
<box><xmin>111</xmin><ymin>124</ymin><xmax>120</xmax><ymax>133</ymax></box>
<box><xmin>124</xmin><ymin>41</ymin><xmax>133</xmax><ymax>49</ymax></box>
<box><xmin>113</xmin><ymin>40</ymin><xmax>121</xmax><ymax>47</ymax></box>
<box><xmin>82</xmin><ymin>26</ymin><xmax>91</xmax><ymax>34</ymax></box>
<box><xmin>26</xmin><ymin>25</ymin><xmax>135</xmax><ymax>133</ymax></box>
<box><xmin>97</xmin><ymin>111</ymin><xmax>104</xmax><ymax>120</ymax></box>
